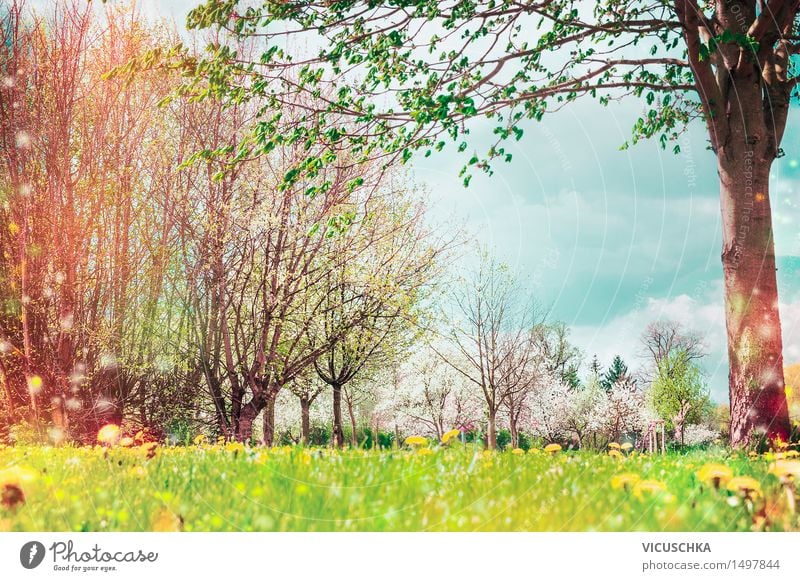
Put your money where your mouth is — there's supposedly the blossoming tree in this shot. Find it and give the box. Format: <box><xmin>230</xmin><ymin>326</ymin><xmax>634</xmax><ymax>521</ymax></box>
<box><xmin>178</xmin><ymin>0</ymin><xmax>800</xmax><ymax>446</ymax></box>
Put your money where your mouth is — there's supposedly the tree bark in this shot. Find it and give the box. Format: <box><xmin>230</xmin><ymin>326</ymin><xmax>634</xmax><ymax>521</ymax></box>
<box><xmin>720</xmin><ymin>158</ymin><xmax>791</xmax><ymax>446</ymax></box>
<box><xmin>348</xmin><ymin>400</ymin><xmax>357</xmax><ymax>448</ymax></box>
<box><xmin>509</xmin><ymin>416</ymin><xmax>518</xmax><ymax>449</ymax></box>
<box><xmin>487</xmin><ymin>410</ymin><xmax>497</xmax><ymax>450</ymax></box>
<box><xmin>299</xmin><ymin>395</ymin><xmax>310</xmax><ymax>446</ymax></box>
<box><xmin>235</xmin><ymin>397</ymin><xmax>264</xmax><ymax>442</ymax></box>
<box><xmin>332</xmin><ymin>382</ymin><xmax>344</xmax><ymax>448</ymax></box>
<box><xmin>262</xmin><ymin>394</ymin><xmax>276</xmax><ymax>447</ymax></box>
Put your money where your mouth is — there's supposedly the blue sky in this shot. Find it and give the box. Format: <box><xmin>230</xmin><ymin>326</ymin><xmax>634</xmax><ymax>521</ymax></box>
<box><xmin>416</xmin><ymin>100</ymin><xmax>800</xmax><ymax>400</ymax></box>
<box><xmin>75</xmin><ymin>0</ymin><xmax>800</xmax><ymax>401</ymax></box>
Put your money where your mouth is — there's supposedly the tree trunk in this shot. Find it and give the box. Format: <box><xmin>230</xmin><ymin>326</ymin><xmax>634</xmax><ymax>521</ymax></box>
<box><xmin>719</xmin><ymin>158</ymin><xmax>791</xmax><ymax>446</ymax></box>
<box><xmin>332</xmin><ymin>382</ymin><xmax>344</xmax><ymax>448</ymax></box>
<box><xmin>509</xmin><ymin>417</ymin><xmax>518</xmax><ymax>449</ymax></box>
<box><xmin>487</xmin><ymin>410</ymin><xmax>497</xmax><ymax>450</ymax></box>
<box><xmin>236</xmin><ymin>400</ymin><xmax>259</xmax><ymax>443</ymax></box>
<box><xmin>348</xmin><ymin>401</ymin><xmax>357</xmax><ymax>448</ymax></box>
<box><xmin>262</xmin><ymin>394</ymin><xmax>276</xmax><ymax>447</ymax></box>
<box><xmin>299</xmin><ymin>395</ymin><xmax>310</xmax><ymax>446</ymax></box>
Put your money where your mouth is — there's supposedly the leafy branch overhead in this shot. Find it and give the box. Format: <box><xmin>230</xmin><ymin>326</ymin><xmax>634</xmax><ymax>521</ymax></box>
<box><xmin>117</xmin><ymin>0</ymin><xmax>799</xmax><ymax>186</ymax></box>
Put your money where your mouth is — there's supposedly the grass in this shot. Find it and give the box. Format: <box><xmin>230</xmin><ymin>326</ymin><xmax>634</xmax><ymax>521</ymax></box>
<box><xmin>0</xmin><ymin>443</ymin><xmax>798</xmax><ymax>532</ymax></box>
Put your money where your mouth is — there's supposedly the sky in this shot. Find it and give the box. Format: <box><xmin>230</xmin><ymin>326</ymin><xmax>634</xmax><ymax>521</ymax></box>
<box><xmin>54</xmin><ymin>0</ymin><xmax>800</xmax><ymax>401</ymax></box>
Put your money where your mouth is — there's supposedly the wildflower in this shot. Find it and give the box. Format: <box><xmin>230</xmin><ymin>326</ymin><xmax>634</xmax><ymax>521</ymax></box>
<box><xmin>696</xmin><ymin>463</ymin><xmax>733</xmax><ymax>489</ymax></box>
<box><xmin>611</xmin><ymin>473</ymin><xmax>640</xmax><ymax>491</ymax></box>
<box><xmin>119</xmin><ymin>437</ymin><xmax>134</xmax><ymax>447</ymax></box>
<box><xmin>193</xmin><ymin>434</ymin><xmax>208</xmax><ymax>446</ymax></box>
<box><xmin>608</xmin><ymin>449</ymin><xmax>622</xmax><ymax>458</ymax></box>
<box><xmin>97</xmin><ymin>424</ymin><xmax>121</xmax><ymax>446</ymax></box>
<box><xmin>785</xmin><ymin>450</ymin><xmax>799</xmax><ymax>458</ymax></box>
<box><xmin>544</xmin><ymin>443</ymin><xmax>562</xmax><ymax>454</ymax></box>
<box><xmin>225</xmin><ymin>441</ymin><xmax>245</xmax><ymax>455</ymax></box>
<box><xmin>417</xmin><ymin>447</ymin><xmax>433</xmax><ymax>456</ymax></box>
<box><xmin>608</xmin><ymin>442</ymin><xmax>620</xmax><ymax>450</ymax></box>
<box><xmin>775</xmin><ymin>438</ymin><xmax>790</xmax><ymax>450</ymax></box>
<box><xmin>768</xmin><ymin>460</ymin><xmax>800</xmax><ymax>483</ymax></box>
<box><xmin>633</xmin><ymin>479</ymin><xmax>667</xmax><ymax>500</ymax></box>
<box><xmin>151</xmin><ymin>509</ymin><xmax>183</xmax><ymax>532</ymax></box>
<box><xmin>727</xmin><ymin>476</ymin><xmax>762</xmax><ymax>498</ymax></box>
<box><xmin>441</xmin><ymin>429</ymin><xmax>461</xmax><ymax>444</ymax></box>
<box><xmin>511</xmin><ymin>448</ymin><xmax>525</xmax><ymax>455</ymax></box>
<box><xmin>0</xmin><ymin>465</ymin><xmax>36</xmax><ymax>510</ymax></box>
<box><xmin>128</xmin><ymin>466</ymin><xmax>147</xmax><ymax>479</ymax></box>
<box><xmin>404</xmin><ymin>435</ymin><xmax>427</xmax><ymax>447</ymax></box>
<box><xmin>1</xmin><ymin>483</ymin><xmax>24</xmax><ymax>509</ymax></box>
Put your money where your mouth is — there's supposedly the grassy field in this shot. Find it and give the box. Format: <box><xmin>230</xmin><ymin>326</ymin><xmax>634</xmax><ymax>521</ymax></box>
<box><xmin>1</xmin><ymin>442</ymin><xmax>799</xmax><ymax>532</ymax></box>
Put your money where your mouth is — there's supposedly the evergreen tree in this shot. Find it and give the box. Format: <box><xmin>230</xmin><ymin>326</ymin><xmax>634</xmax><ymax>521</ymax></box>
<box><xmin>601</xmin><ymin>355</ymin><xmax>633</xmax><ymax>392</ymax></box>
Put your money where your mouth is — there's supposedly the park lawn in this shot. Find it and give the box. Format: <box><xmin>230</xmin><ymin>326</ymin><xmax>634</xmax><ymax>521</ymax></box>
<box><xmin>0</xmin><ymin>444</ymin><xmax>798</xmax><ymax>532</ymax></box>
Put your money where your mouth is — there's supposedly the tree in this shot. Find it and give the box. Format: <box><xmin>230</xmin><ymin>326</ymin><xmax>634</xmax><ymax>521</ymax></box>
<box><xmin>287</xmin><ymin>371</ymin><xmax>325</xmax><ymax>446</ymax></box>
<box><xmin>600</xmin><ymin>380</ymin><xmax>648</xmax><ymax>443</ymax></box>
<box><xmin>0</xmin><ymin>1</ymin><xmax>191</xmax><ymax>441</ymax></box>
<box><xmin>647</xmin><ymin>349</ymin><xmax>712</xmax><ymax>445</ymax></box>
<box><xmin>396</xmin><ymin>348</ymin><xmax>479</xmax><ymax>441</ymax></box>
<box><xmin>601</xmin><ymin>355</ymin><xmax>634</xmax><ymax>392</ymax></box>
<box><xmin>445</xmin><ymin>252</ymin><xmax>544</xmax><ymax>449</ymax></box>
<box><xmin>179</xmin><ymin>0</ymin><xmax>800</xmax><ymax>446</ymax></box>
<box><xmin>535</xmin><ymin>322</ymin><xmax>583</xmax><ymax>389</ymax></box>
<box><xmin>310</xmin><ymin>184</ymin><xmax>447</xmax><ymax>447</ymax></box>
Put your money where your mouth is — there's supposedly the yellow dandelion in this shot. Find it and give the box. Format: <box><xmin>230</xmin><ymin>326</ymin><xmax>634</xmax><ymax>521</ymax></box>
<box><xmin>128</xmin><ymin>466</ymin><xmax>147</xmax><ymax>479</ymax></box>
<box><xmin>544</xmin><ymin>443</ymin><xmax>562</xmax><ymax>454</ymax></box>
<box><xmin>611</xmin><ymin>473</ymin><xmax>641</xmax><ymax>491</ymax></box>
<box><xmin>633</xmin><ymin>479</ymin><xmax>667</xmax><ymax>500</ymax></box>
<box><xmin>225</xmin><ymin>441</ymin><xmax>245</xmax><ymax>454</ymax></box>
<box><xmin>608</xmin><ymin>442</ymin><xmax>621</xmax><ymax>450</ymax></box>
<box><xmin>417</xmin><ymin>447</ymin><xmax>433</xmax><ymax>456</ymax></box>
<box><xmin>696</xmin><ymin>463</ymin><xmax>733</xmax><ymax>489</ymax></box>
<box><xmin>769</xmin><ymin>460</ymin><xmax>800</xmax><ymax>482</ymax></box>
<box><xmin>97</xmin><ymin>424</ymin><xmax>121</xmax><ymax>446</ymax></box>
<box><xmin>151</xmin><ymin>508</ymin><xmax>183</xmax><ymax>532</ymax></box>
<box><xmin>193</xmin><ymin>434</ymin><xmax>208</xmax><ymax>446</ymax></box>
<box><xmin>785</xmin><ymin>450</ymin><xmax>799</xmax><ymax>458</ymax></box>
<box><xmin>119</xmin><ymin>436</ymin><xmax>134</xmax><ymax>447</ymax></box>
<box><xmin>441</xmin><ymin>429</ymin><xmax>461</xmax><ymax>444</ymax></box>
<box><xmin>511</xmin><ymin>447</ymin><xmax>525</xmax><ymax>455</ymax></box>
<box><xmin>608</xmin><ymin>449</ymin><xmax>622</xmax><ymax>458</ymax></box>
<box><xmin>404</xmin><ymin>435</ymin><xmax>427</xmax><ymax>447</ymax></box>
<box><xmin>727</xmin><ymin>476</ymin><xmax>762</xmax><ymax>497</ymax></box>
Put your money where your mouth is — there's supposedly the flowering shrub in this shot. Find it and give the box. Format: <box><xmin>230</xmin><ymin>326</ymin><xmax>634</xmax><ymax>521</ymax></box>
<box><xmin>682</xmin><ymin>424</ymin><xmax>720</xmax><ymax>446</ymax></box>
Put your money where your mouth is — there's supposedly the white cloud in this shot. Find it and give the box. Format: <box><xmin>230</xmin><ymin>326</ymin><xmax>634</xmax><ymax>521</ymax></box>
<box><xmin>570</xmin><ymin>281</ymin><xmax>800</xmax><ymax>402</ymax></box>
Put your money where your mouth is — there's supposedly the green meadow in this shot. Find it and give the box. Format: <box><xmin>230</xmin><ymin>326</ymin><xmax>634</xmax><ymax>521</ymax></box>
<box><xmin>2</xmin><ymin>444</ymin><xmax>798</xmax><ymax>532</ymax></box>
